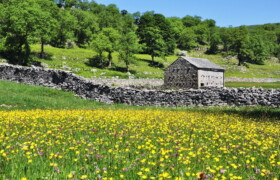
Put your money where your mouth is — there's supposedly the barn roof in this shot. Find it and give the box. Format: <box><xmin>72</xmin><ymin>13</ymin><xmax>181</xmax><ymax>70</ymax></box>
<box><xmin>180</xmin><ymin>56</ymin><xmax>224</xmax><ymax>70</ymax></box>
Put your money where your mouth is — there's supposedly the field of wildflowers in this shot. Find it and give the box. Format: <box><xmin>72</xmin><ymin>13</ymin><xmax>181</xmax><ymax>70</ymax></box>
<box><xmin>0</xmin><ymin>110</ymin><xmax>279</xmax><ymax>180</ymax></box>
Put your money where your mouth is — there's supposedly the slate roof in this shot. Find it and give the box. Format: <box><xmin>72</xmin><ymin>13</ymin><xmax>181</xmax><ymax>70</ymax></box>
<box><xmin>181</xmin><ymin>56</ymin><xmax>224</xmax><ymax>70</ymax></box>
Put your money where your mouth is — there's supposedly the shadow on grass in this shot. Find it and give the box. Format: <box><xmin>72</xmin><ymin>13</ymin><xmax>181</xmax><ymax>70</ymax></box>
<box><xmin>31</xmin><ymin>52</ymin><xmax>54</xmax><ymax>61</ymax></box>
<box><xmin>86</xmin><ymin>56</ymin><xmax>108</xmax><ymax>69</ymax></box>
<box><xmin>110</xmin><ymin>66</ymin><xmax>136</xmax><ymax>74</ymax></box>
<box><xmin>202</xmin><ymin>107</ymin><xmax>280</xmax><ymax>121</ymax></box>
<box><xmin>138</xmin><ymin>59</ymin><xmax>164</xmax><ymax>68</ymax></box>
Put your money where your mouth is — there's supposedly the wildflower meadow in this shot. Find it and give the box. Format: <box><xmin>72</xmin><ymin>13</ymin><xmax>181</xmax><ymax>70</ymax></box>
<box><xmin>0</xmin><ymin>110</ymin><xmax>279</xmax><ymax>179</ymax></box>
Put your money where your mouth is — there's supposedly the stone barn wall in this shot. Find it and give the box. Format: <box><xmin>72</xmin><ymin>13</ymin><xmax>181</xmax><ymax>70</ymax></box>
<box><xmin>164</xmin><ymin>59</ymin><xmax>198</xmax><ymax>89</ymax></box>
<box><xmin>198</xmin><ymin>70</ymin><xmax>224</xmax><ymax>88</ymax></box>
<box><xmin>0</xmin><ymin>64</ymin><xmax>279</xmax><ymax>108</ymax></box>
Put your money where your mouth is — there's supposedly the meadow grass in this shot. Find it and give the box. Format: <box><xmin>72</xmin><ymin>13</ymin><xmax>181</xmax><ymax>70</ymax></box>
<box><xmin>0</xmin><ymin>81</ymin><xmax>279</xmax><ymax>179</ymax></box>
<box><xmin>31</xmin><ymin>45</ymin><xmax>280</xmax><ymax>80</ymax></box>
<box><xmin>0</xmin><ymin>110</ymin><xmax>279</xmax><ymax>179</ymax></box>
<box><xmin>225</xmin><ymin>81</ymin><xmax>280</xmax><ymax>89</ymax></box>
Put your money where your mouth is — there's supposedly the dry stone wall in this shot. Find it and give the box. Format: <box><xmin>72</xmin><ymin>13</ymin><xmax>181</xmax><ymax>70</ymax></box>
<box><xmin>0</xmin><ymin>64</ymin><xmax>279</xmax><ymax>107</ymax></box>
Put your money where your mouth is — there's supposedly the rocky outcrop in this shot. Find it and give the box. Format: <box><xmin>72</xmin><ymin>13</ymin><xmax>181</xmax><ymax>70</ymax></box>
<box><xmin>0</xmin><ymin>64</ymin><xmax>279</xmax><ymax>107</ymax></box>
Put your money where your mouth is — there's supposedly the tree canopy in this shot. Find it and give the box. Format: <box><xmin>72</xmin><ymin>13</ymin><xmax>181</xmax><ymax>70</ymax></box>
<box><xmin>0</xmin><ymin>0</ymin><xmax>279</xmax><ymax>67</ymax></box>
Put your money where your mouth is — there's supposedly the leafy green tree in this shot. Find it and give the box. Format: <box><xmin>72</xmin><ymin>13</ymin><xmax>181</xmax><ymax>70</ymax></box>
<box><xmin>70</xmin><ymin>9</ymin><xmax>99</xmax><ymax>47</ymax></box>
<box><xmin>98</xmin><ymin>4</ymin><xmax>122</xmax><ymax>30</ymax></box>
<box><xmin>177</xmin><ymin>28</ymin><xmax>197</xmax><ymax>51</ymax></box>
<box><xmin>91</xmin><ymin>28</ymin><xmax>120</xmax><ymax>67</ymax></box>
<box><xmin>248</xmin><ymin>35</ymin><xmax>269</xmax><ymax>65</ymax></box>
<box><xmin>220</xmin><ymin>27</ymin><xmax>234</xmax><ymax>52</ymax></box>
<box><xmin>91</xmin><ymin>33</ymin><xmax>109</xmax><ymax>58</ymax></box>
<box><xmin>207</xmin><ymin>28</ymin><xmax>221</xmax><ymax>54</ymax></box>
<box><xmin>231</xmin><ymin>26</ymin><xmax>252</xmax><ymax>66</ymax></box>
<box><xmin>182</xmin><ymin>15</ymin><xmax>202</xmax><ymax>27</ymax></box>
<box><xmin>193</xmin><ymin>24</ymin><xmax>210</xmax><ymax>45</ymax></box>
<box><xmin>137</xmin><ymin>12</ymin><xmax>175</xmax><ymax>57</ymax></box>
<box><xmin>118</xmin><ymin>32</ymin><xmax>141</xmax><ymax>72</ymax></box>
<box><xmin>167</xmin><ymin>17</ymin><xmax>185</xmax><ymax>44</ymax></box>
<box><xmin>118</xmin><ymin>13</ymin><xmax>141</xmax><ymax>72</ymax></box>
<box><xmin>51</xmin><ymin>9</ymin><xmax>77</xmax><ymax>48</ymax></box>
<box><xmin>202</xmin><ymin>19</ymin><xmax>216</xmax><ymax>28</ymax></box>
<box><xmin>0</xmin><ymin>0</ymin><xmax>57</xmax><ymax>64</ymax></box>
<box><xmin>37</xmin><ymin>0</ymin><xmax>59</xmax><ymax>58</ymax></box>
<box><xmin>102</xmin><ymin>28</ymin><xmax>120</xmax><ymax>67</ymax></box>
<box><xmin>142</xmin><ymin>27</ymin><xmax>166</xmax><ymax>61</ymax></box>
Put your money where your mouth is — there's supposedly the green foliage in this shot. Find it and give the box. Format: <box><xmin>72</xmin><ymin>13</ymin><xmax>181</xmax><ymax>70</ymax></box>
<box><xmin>70</xmin><ymin>9</ymin><xmax>99</xmax><ymax>47</ymax></box>
<box><xmin>50</xmin><ymin>9</ymin><xmax>77</xmax><ymax>48</ymax></box>
<box><xmin>0</xmin><ymin>0</ymin><xmax>279</xmax><ymax>69</ymax></box>
<box><xmin>118</xmin><ymin>32</ymin><xmax>141</xmax><ymax>72</ymax></box>
<box><xmin>207</xmin><ymin>28</ymin><xmax>221</xmax><ymax>54</ymax></box>
<box><xmin>91</xmin><ymin>28</ymin><xmax>120</xmax><ymax>67</ymax></box>
<box><xmin>248</xmin><ymin>35</ymin><xmax>269</xmax><ymax>65</ymax></box>
<box><xmin>137</xmin><ymin>12</ymin><xmax>176</xmax><ymax>58</ymax></box>
<box><xmin>177</xmin><ymin>28</ymin><xmax>197</xmax><ymax>51</ymax></box>
<box><xmin>0</xmin><ymin>0</ymin><xmax>59</xmax><ymax>65</ymax></box>
<box><xmin>182</xmin><ymin>15</ymin><xmax>202</xmax><ymax>27</ymax></box>
<box><xmin>141</xmin><ymin>27</ymin><xmax>167</xmax><ymax>61</ymax></box>
<box><xmin>118</xmin><ymin>14</ymin><xmax>141</xmax><ymax>72</ymax></box>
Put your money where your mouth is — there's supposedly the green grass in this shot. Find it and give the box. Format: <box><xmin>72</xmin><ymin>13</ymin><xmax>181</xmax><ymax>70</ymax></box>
<box><xmin>189</xmin><ymin>51</ymin><xmax>280</xmax><ymax>79</ymax></box>
<box><xmin>0</xmin><ymin>80</ymin><xmax>111</xmax><ymax>110</ymax></box>
<box><xmin>1</xmin><ymin>81</ymin><xmax>279</xmax><ymax>120</ymax></box>
<box><xmin>31</xmin><ymin>45</ymin><xmax>280</xmax><ymax>80</ymax></box>
<box><xmin>225</xmin><ymin>81</ymin><xmax>280</xmax><ymax>89</ymax></box>
<box><xmin>1</xmin><ymin>110</ymin><xmax>279</xmax><ymax>179</ymax></box>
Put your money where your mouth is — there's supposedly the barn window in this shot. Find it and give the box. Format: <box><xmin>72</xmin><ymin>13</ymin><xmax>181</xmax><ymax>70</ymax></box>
<box><xmin>201</xmin><ymin>83</ymin><xmax>204</xmax><ymax>87</ymax></box>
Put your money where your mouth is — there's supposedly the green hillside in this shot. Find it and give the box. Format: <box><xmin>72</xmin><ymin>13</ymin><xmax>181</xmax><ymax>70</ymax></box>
<box><xmin>29</xmin><ymin>45</ymin><xmax>280</xmax><ymax>79</ymax></box>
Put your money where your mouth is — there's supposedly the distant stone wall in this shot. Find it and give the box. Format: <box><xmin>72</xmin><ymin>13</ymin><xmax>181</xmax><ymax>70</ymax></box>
<box><xmin>0</xmin><ymin>64</ymin><xmax>279</xmax><ymax>108</ymax></box>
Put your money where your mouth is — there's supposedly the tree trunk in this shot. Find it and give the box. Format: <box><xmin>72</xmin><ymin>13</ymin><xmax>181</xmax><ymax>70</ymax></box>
<box><xmin>126</xmin><ymin>60</ymin><xmax>129</xmax><ymax>72</ymax></box>
<box><xmin>108</xmin><ymin>52</ymin><xmax>112</xmax><ymax>68</ymax></box>
<box><xmin>40</xmin><ymin>38</ymin><xmax>45</xmax><ymax>59</ymax></box>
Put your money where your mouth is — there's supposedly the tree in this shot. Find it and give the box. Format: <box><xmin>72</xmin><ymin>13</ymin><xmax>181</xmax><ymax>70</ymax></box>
<box><xmin>98</xmin><ymin>4</ymin><xmax>122</xmax><ymax>30</ymax></box>
<box><xmin>102</xmin><ymin>28</ymin><xmax>120</xmax><ymax>67</ymax></box>
<box><xmin>70</xmin><ymin>9</ymin><xmax>99</xmax><ymax>47</ymax></box>
<box><xmin>37</xmin><ymin>0</ymin><xmax>59</xmax><ymax>58</ymax></box>
<box><xmin>91</xmin><ymin>28</ymin><xmax>120</xmax><ymax>67</ymax></box>
<box><xmin>220</xmin><ymin>28</ymin><xmax>234</xmax><ymax>52</ymax></box>
<box><xmin>118</xmin><ymin>13</ymin><xmax>141</xmax><ymax>72</ymax></box>
<box><xmin>92</xmin><ymin>33</ymin><xmax>109</xmax><ymax>58</ymax></box>
<box><xmin>167</xmin><ymin>17</ymin><xmax>185</xmax><ymax>44</ymax></box>
<box><xmin>207</xmin><ymin>28</ymin><xmax>221</xmax><ymax>54</ymax></box>
<box><xmin>118</xmin><ymin>32</ymin><xmax>141</xmax><ymax>72</ymax></box>
<box><xmin>231</xmin><ymin>26</ymin><xmax>252</xmax><ymax>66</ymax></box>
<box><xmin>137</xmin><ymin>12</ymin><xmax>175</xmax><ymax>57</ymax></box>
<box><xmin>177</xmin><ymin>28</ymin><xmax>197</xmax><ymax>51</ymax></box>
<box><xmin>142</xmin><ymin>27</ymin><xmax>166</xmax><ymax>61</ymax></box>
<box><xmin>248</xmin><ymin>35</ymin><xmax>269</xmax><ymax>65</ymax></box>
<box><xmin>50</xmin><ymin>9</ymin><xmax>77</xmax><ymax>48</ymax></box>
<box><xmin>182</xmin><ymin>15</ymin><xmax>202</xmax><ymax>27</ymax></box>
<box><xmin>193</xmin><ymin>24</ymin><xmax>210</xmax><ymax>45</ymax></box>
<box><xmin>0</xmin><ymin>0</ymin><xmax>56</xmax><ymax>65</ymax></box>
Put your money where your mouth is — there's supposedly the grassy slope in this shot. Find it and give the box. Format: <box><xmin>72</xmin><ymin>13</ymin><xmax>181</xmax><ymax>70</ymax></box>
<box><xmin>30</xmin><ymin>45</ymin><xmax>280</xmax><ymax>80</ymax></box>
<box><xmin>225</xmin><ymin>81</ymin><xmax>280</xmax><ymax>89</ymax></box>
<box><xmin>0</xmin><ymin>81</ymin><xmax>279</xmax><ymax>120</ymax></box>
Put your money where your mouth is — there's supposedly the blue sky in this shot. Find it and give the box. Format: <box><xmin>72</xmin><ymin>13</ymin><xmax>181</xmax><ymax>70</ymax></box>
<box><xmin>93</xmin><ymin>0</ymin><xmax>280</xmax><ymax>27</ymax></box>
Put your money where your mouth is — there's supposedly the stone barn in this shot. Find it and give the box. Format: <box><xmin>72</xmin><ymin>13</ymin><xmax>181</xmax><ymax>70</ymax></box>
<box><xmin>164</xmin><ymin>56</ymin><xmax>225</xmax><ymax>89</ymax></box>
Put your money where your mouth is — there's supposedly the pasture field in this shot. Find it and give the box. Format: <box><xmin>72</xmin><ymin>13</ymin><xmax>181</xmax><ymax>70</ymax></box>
<box><xmin>30</xmin><ymin>45</ymin><xmax>280</xmax><ymax>80</ymax></box>
<box><xmin>0</xmin><ymin>110</ymin><xmax>279</xmax><ymax>180</ymax></box>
